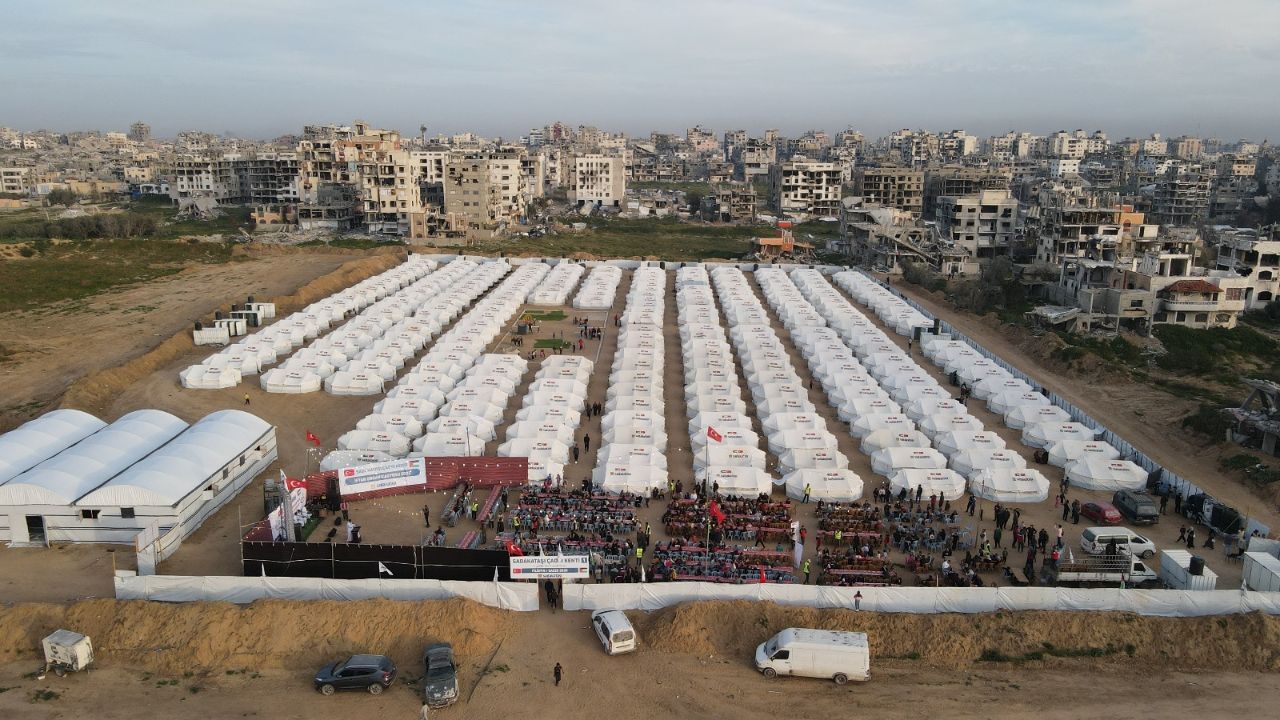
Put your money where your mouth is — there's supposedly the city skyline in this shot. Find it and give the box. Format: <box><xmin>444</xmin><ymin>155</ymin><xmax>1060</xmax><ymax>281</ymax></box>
<box><xmin>1</xmin><ymin>0</ymin><xmax>1277</xmax><ymax>140</ymax></box>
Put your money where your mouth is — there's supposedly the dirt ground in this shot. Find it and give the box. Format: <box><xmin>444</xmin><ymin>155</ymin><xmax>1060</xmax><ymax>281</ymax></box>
<box><xmin>0</xmin><ymin>246</ymin><xmax>400</xmax><ymax>429</ymax></box>
<box><xmin>0</xmin><ymin>599</ymin><xmax>1277</xmax><ymax>720</ymax></box>
<box><xmin>885</xmin><ymin>278</ymin><xmax>1280</xmax><ymax>529</ymax></box>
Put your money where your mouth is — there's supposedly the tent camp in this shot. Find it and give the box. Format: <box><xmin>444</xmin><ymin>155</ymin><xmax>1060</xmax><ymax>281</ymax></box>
<box><xmin>870</xmin><ymin>447</ymin><xmax>948</xmax><ymax>477</ymax></box>
<box><xmin>356</xmin><ymin>414</ymin><xmax>425</xmax><ymax>439</ymax></box>
<box><xmin>849</xmin><ymin>413</ymin><xmax>915</xmax><ymax>439</ymax></box>
<box><xmin>70</xmin><ymin>410</ymin><xmax>276</xmax><ymax>555</ymax></box>
<box><xmin>1003</xmin><ymin>403</ymin><xmax>1072</xmax><ymax>430</ymax></box>
<box><xmin>777</xmin><ymin>447</ymin><xmax>849</xmax><ymax>473</ymax></box>
<box><xmin>968</xmin><ymin>468</ymin><xmax>1051</xmax><ymax>503</ymax></box>
<box><xmin>889</xmin><ymin>468</ymin><xmax>967</xmax><ymax>501</ymax></box>
<box><xmin>1063</xmin><ymin>458</ymin><xmax>1149</xmax><ymax>491</ymax></box>
<box><xmin>860</xmin><ymin>429</ymin><xmax>931</xmax><ymax>455</ymax></box>
<box><xmin>1021</xmin><ymin>421</ymin><xmax>1098</xmax><ymax>449</ymax></box>
<box><xmin>782</xmin><ymin>469</ymin><xmax>863</xmax><ymax>503</ymax></box>
<box><xmin>0</xmin><ymin>409</ymin><xmax>107</xmax><ymax>487</ymax></box>
<box><xmin>1047</xmin><ymin>440</ymin><xmax>1121</xmax><ymax>468</ymax></box>
<box><xmin>0</xmin><ymin>410</ymin><xmax>189</xmax><ymax>544</ymax></box>
<box><xmin>917</xmin><ymin>413</ymin><xmax>985</xmax><ymax>440</ymax></box>
<box><xmin>934</xmin><ymin>430</ymin><xmax>1007</xmax><ymax>458</ymax></box>
<box><xmin>987</xmin><ymin>390</ymin><xmax>1050</xmax><ymax>416</ymax></box>
<box><xmin>949</xmin><ymin>448</ymin><xmax>1028</xmax><ymax>477</ymax></box>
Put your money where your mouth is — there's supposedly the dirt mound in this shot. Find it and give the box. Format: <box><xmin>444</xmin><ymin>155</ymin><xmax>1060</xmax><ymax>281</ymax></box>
<box><xmin>635</xmin><ymin>600</ymin><xmax>1280</xmax><ymax>671</ymax></box>
<box><xmin>59</xmin><ymin>250</ymin><xmax>403</xmax><ymax>417</ymax></box>
<box><xmin>0</xmin><ymin>598</ymin><xmax>510</xmax><ymax>673</ymax></box>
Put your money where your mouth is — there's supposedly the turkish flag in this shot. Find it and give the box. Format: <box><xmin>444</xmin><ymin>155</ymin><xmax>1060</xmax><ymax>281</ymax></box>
<box><xmin>284</xmin><ymin>477</ymin><xmax>308</xmax><ymax>492</ymax></box>
<box><xmin>758</xmin><ymin>568</ymin><xmax>767</xmax><ymax>584</ymax></box>
<box><xmin>505</xmin><ymin>541</ymin><xmax>524</xmax><ymax>557</ymax></box>
<box><xmin>305</xmin><ymin>430</ymin><xmax>321</xmax><ymax>447</ymax></box>
<box><xmin>708</xmin><ymin>501</ymin><xmax>726</xmax><ymax>526</ymax></box>
<box><xmin>707</xmin><ymin>426</ymin><xmax>723</xmax><ymax>443</ymax></box>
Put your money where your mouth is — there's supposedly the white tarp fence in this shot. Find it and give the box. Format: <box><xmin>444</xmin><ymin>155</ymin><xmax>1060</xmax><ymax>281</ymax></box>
<box><xmin>114</xmin><ymin>573</ymin><xmax>539</xmax><ymax>611</ymax></box>
<box><xmin>561</xmin><ymin>581</ymin><xmax>1280</xmax><ymax>616</ymax></box>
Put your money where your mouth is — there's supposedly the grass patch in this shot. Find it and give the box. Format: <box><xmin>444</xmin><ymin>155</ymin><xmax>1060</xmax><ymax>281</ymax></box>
<box><xmin>30</xmin><ymin>689</ymin><xmax>60</xmax><ymax>702</ymax></box>
<box><xmin>1152</xmin><ymin>325</ymin><xmax>1279</xmax><ymax>375</ymax></box>
<box><xmin>477</xmin><ymin>217</ymin><xmax>770</xmax><ymax>261</ymax></box>
<box><xmin>533</xmin><ymin>339</ymin><xmax>572</xmax><ymax>349</ymax></box>
<box><xmin>297</xmin><ymin>237</ymin><xmax>403</xmax><ymax>249</ymax></box>
<box><xmin>1181</xmin><ymin>404</ymin><xmax>1232</xmax><ymax>440</ymax></box>
<box><xmin>0</xmin><ymin>238</ymin><xmax>236</xmax><ymax>312</ymax></box>
<box><xmin>981</xmin><ymin>644</ymin><xmax>1120</xmax><ymax>663</ymax></box>
<box><xmin>1222</xmin><ymin>453</ymin><xmax>1262</xmax><ymax>472</ymax></box>
<box><xmin>523</xmin><ymin>310</ymin><xmax>567</xmax><ymax>321</ymax></box>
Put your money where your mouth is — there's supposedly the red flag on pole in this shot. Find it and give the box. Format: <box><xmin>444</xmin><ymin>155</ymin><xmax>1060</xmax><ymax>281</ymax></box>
<box><xmin>707</xmin><ymin>426</ymin><xmax>723</xmax><ymax>443</ymax></box>
<box><xmin>758</xmin><ymin>568</ymin><xmax>768</xmax><ymax>584</ymax></box>
<box><xmin>709</xmin><ymin>500</ymin><xmax>726</xmax><ymax>526</ymax></box>
<box><xmin>305</xmin><ymin>430</ymin><xmax>321</xmax><ymax>447</ymax></box>
<box><xmin>504</xmin><ymin>540</ymin><xmax>524</xmax><ymax>557</ymax></box>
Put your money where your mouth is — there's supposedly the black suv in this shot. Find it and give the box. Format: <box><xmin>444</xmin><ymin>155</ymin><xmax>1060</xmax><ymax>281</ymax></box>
<box><xmin>314</xmin><ymin>654</ymin><xmax>397</xmax><ymax>695</ymax></box>
<box><xmin>1112</xmin><ymin>490</ymin><xmax>1159</xmax><ymax>525</ymax></box>
<box><xmin>422</xmin><ymin>643</ymin><xmax>459</xmax><ymax>708</ymax></box>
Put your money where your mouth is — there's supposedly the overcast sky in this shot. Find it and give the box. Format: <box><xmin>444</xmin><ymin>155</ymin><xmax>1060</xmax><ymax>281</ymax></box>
<box><xmin>1</xmin><ymin>0</ymin><xmax>1277</xmax><ymax>141</ymax></box>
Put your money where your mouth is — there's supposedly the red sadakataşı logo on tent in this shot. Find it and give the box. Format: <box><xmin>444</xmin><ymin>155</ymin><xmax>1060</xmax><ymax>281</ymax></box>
<box><xmin>343</xmin><ymin>469</ymin><xmax>356</xmax><ymax>477</ymax></box>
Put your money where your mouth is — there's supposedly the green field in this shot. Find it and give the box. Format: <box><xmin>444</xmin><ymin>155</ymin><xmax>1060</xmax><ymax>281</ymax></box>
<box><xmin>524</xmin><ymin>310</ymin><xmax>567</xmax><ymax>321</ymax></box>
<box><xmin>478</xmin><ymin>217</ymin><xmax>771</xmax><ymax>261</ymax></box>
<box><xmin>0</xmin><ymin>196</ymin><xmax>253</xmax><ymax>243</ymax></box>
<box><xmin>533</xmin><ymin>338</ymin><xmax>573</xmax><ymax>349</ymax></box>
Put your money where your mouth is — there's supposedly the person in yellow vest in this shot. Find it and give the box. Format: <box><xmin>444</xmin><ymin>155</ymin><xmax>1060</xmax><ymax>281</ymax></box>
<box><xmin>834</xmin><ymin>528</ymin><xmax>843</xmax><ymax>545</ymax></box>
<box><xmin>635</xmin><ymin>546</ymin><xmax>644</xmax><ymax>567</ymax></box>
<box><xmin>803</xmin><ymin>483</ymin><xmax>812</xmax><ymax>503</ymax></box>
<box><xmin>802</xmin><ymin>558</ymin><xmax>812</xmax><ymax>584</ymax></box>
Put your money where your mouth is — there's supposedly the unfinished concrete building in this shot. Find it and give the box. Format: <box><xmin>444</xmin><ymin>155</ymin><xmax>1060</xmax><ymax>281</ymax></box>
<box><xmin>853</xmin><ymin>166</ymin><xmax>924</xmax><ymax>217</ymax></box>
<box><xmin>701</xmin><ymin>185</ymin><xmax>757</xmax><ymax>223</ymax></box>
<box><xmin>569</xmin><ymin>154</ymin><xmax>625</xmax><ymax>207</ymax></box>
<box><xmin>1151</xmin><ymin>167</ymin><xmax>1210</xmax><ymax>227</ymax></box>
<box><xmin>166</xmin><ymin>155</ymin><xmax>251</xmax><ymax>206</ymax></box>
<box><xmin>443</xmin><ymin>150</ymin><xmax>529</xmax><ymax>237</ymax></box>
<box><xmin>769</xmin><ymin>158</ymin><xmax>842</xmax><ymax>217</ymax></box>
<box><xmin>924</xmin><ymin>165</ymin><xmax>1011</xmax><ymax>218</ymax></box>
<box><xmin>935</xmin><ymin>189</ymin><xmax>1021</xmax><ymax>261</ymax></box>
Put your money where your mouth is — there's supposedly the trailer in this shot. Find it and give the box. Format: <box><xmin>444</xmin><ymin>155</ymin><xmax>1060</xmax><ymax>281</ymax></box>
<box><xmin>1041</xmin><ymin>554</ymin><xmax>1159</xmax><ymax>587</ymax></box>
<box><xmin>1158</xmin><ymin>549</ymin><xmax>1217</xmax><ymax>590</ymax></box>
<box><xmin>40</xmin><ymin>629</ymin><xmax>93</xmax><ymax>678</ymax></box>
<box><xmin>1243</xmin><ymin>551</ymin><xmax>1280</xmax><ymax>592</ymax></box>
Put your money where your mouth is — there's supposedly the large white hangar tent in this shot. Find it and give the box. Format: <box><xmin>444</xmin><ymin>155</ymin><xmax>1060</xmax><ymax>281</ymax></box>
<box><xmin>73</xmin><ymin>410</ymin><xmax>277</xmax><ymax>555</ymax></box>
<box><xmin>0</xmin><ymin>410</ymin><xmax>189</xmax><ymax>544</ymax></box>
<box><xmin>0</xmin><ymin>409</ymin><xmax>106</xmax><ymax>487</ymax></box>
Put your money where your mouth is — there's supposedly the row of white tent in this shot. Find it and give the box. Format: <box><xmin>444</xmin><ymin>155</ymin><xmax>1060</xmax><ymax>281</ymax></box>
<box><xmin>501</xmin><ymin>355</ymin><xmax>594</xmax><ymax>482</ymax></box>
<box><xmin>330</xmin><ymin>262</ymin><xmax>548</xmax><ymax>463</ymax></box>
<box><xmin>675</xmin><ymin>266</ymin><xmax>774</xmax><ymax>498</ymax></box>
<box><xmin>527</xmin><ymin>262</ymin><xmax>585</xmax><ymax>306</ymax></box>
<box><xmin>180</xmin><ymin>256</ymin><xmax>438</xmax><ymax>388</ymax></box>
<box><xmin>834</xmin><ymin>270</ymin><xmax>1148</xmax><ymax>493</ymax></box>
<box><xmin>593</xmin><ymin>266</ymin><xmax>670</xmax><ymax>495</ymax></box>
<box><xmin>572</xmin><ymin>265</ymin><xmax>623</xmax><ymax>310</ymax></box>
<box><xmin>267</xmin><ymin>258</ymin><xmax>485</xmax><ymax>396</ymax></box>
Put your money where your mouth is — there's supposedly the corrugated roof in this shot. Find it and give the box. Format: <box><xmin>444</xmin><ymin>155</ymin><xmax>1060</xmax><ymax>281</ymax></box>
<box><xmin>1162</xmin><ymin>279</ymin><xmax>1221</xmax><ymax>294</ymax></box>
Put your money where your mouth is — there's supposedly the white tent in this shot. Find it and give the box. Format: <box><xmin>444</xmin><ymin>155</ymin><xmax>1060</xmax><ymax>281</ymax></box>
<box><xmin>889</xmin><ymin>468</ymin><xmax>967</xmax><ymax>501</ymax></box>
<box><xmin>756</xmin><ymin>396</ymin><xmax>817</xmax><ymax>416</ymax></box>
<box><xmin>416</xmin><ymin>432</ymin><xmax>487</xmax><ymax>457</ymax></box>
<box><xmin>972</xmin><ymin>377</ymin><xmax>1034</xmax><ymax>401</ymax></box>
<box><xmin>319</xmin><ymin>449</ymin><xmax>394</xmax><ymax>472</ymax></box>
<box><xmin>934</xmin><ymin>430</ymin><xmax>1007</xmax><ymax>458</ymax></box>
<box><xmin>1021</xmin><ymin>421</ymin><xmax>1097</xmax><ymax>449</ymax></box>
<box><xmin>259</xmin><ymin>368</ymin><xmax>322</xmax><ymax>394</ymax></box>
<box><xmin>603</xmin><ymin>410</ymin><xmax>664</xmax><ymax>434</ymax></box>
<box><xmin>593</xmin><ymin>462</ymin><xmax>668</xmax><ymax>494</ymax></box>
<box><xmin>761</xmin><ymin>412</ymin><xmax>826</xmax><ymax>433</ymax></box>
<box><xmin>904</xmin><ymin>398</ymin><xmax>969</xmax><ymax>424</ymax></box>
<box><xmin>849</xmin><ymin>413</ymin><xmax>915</xmax><ymax>439</ymax></box>
<box><xmin>604</xmin><ymin>425</ymin><xmax>668</xmax><ymax>451</ymax></box>
<box><xmin>606</xmin><ymin>394</ymin><xmax>666</xmax><ymax>414</ymax></box>
<box><xmin>427</xmin><ymin>415</ymin><xmax>498</xmax><ymax>442</ymax></box>
<box><xmin>1004</xmin><ymin>404</ymin><xmax>1072</xmax><ymax>430</ymax></box>
<box><xmin>689</xmin><ymin>412</ymin><xmax>753</xmax><ymax>435</ymax></box>
<box><xmin>870</xmin><ymin>447</ymin><xmax>948</xmax><ymax>477</ymax></box>
<box><xmin>496</xmin><ymin>437</ymin><xmax>572</xmax><ymax>464</ymax></box>
<box><xmin>949</xmin><ymin>448</ymin><xmax>1028</xmax><ymax>477</ymax></box>
<box><xmin>766</xmin><ymin>429</ymin><xmax>837</xmax><ymax>455</ymax></box>
<box><xmin>987</xmin><ymin>390</ymin><xmax>1051</xmax><ymax>416</ymax></box>
<box><xmin>860</xmin><ymin>429</ymin><xmax>931</xmax><ymax>455</ymax></box>
<box><xmin>372</xmin><ymin>397</ymin><xmax>440</xmax><ymax>423</ymax></box>
<box><xmin>325</xmin><ymin>371</ymin><xmax>386</xmax><ymax>396</ymax></box>
<box><xmin>782</xmin><ymin>469</ymin><xmax>863</xmax><ymax>502</ymax></box>
<box><xmin>692</xmin><ymin>426</ymin><xmax>759</xmax><ymax>450</ymax></box>
<box><xmin>836</xmin><ymin>397</ymin><xmax>901</xmax><ymax>423</ymax></box>
<box><xmin>514</xmin><ymin>405</ymin><xmax>583</xmax><ymax>428</ymax></box>
<box><xmin>699</xmin><ymin>466</ymin><xmax>774</xmax><ymax>495</ymax></box>
<box><xmin>777</xmin><ymin>447</ymin><xmax>849</xmax><ymax>473</ymax></box>
<box><xmin>356</xmin><ymin>414</ymin><xmax>425</xmax><ymax>439</ymax></box>
<box><xmin>692</xmin><ymin>445</ymin><xmax>767</xmax><ymax>471</ymax></box>
<box><xmin>969</xmin><ymin>469</ymin><xmax>1051</xmax><ymax>503</ymax></box>
<box><xmin>337</xmin><ymin>430</ymin><xmax>411</xmax><ymax>457</ymax></box>
<box><xmin>439</xmin><ymin>399</ymin><xmax>506</xmax><ymax>425</ymax></box>
<box><xmin>596</xmin><ymin>444</ymin><xmax>668</xmax><ymax>469</ymax></box>
<box><xmin>401</xmin><ymin>371</ymin><xmax>458</xmax><ymax>394</ymax></box>
<box><xmin>1063</xmin><ymin>458</ymin><xmax>1149</xmax><ymax>491</ymax></box>
<box><xmin>524</xmin><ymin>457</ymin><xmax>566</xmax><ymax>484</ymax></box>
<box><xmin>504</xmin><ymin>420</ymin><xmax>575</xmax><ymax>444</ymax></box>
<box><xmin>1047</xmin><ymin>440</ymin><xmax>1122</xmax><ymax>468</ymax></box>
<box><xmin>179</xmin><ymin>363</ymin><xmax>242</xmax><ymax>390</ymax></box>
<box><xmin>918</xmin><ymin>413</ymin><xmax>985</xmax><ymax>440</ymax></box>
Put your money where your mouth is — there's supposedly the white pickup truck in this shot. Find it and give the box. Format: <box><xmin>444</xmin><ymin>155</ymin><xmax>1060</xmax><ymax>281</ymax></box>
<box><xmin>1041</xmin><ymin>555</ymin><xmax>1159</xmax><ymax>587</ymax></box>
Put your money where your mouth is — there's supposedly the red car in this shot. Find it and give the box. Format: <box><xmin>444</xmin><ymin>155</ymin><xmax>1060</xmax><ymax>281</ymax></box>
<box><xmin>1080</xmin><ymin>501</ymin><xmax>1123</xmax><ymax>525</ymax></box>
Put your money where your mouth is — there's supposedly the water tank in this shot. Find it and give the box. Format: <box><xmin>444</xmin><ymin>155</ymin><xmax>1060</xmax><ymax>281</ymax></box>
<box><xmin>1189</xmin><ymin>555</ymin><xmax>1205</xmax><ymax>576</ymax></box>
<box><xmin>247</xmin><ymin>295</ymin><xmax>255</xmax><ymax>303</ymax></box>
<box><xmin>214</xmin><ymin>311</ymin><xmax>223</xmax><ymax>320</ymax></box>
<box><xmin>194</xmin><ymin>321</ymin><xmax>203</xmax><ymax>331</ymax></box>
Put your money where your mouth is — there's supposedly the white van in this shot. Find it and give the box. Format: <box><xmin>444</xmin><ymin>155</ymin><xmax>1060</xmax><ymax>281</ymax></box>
<box><xmin>1080</xmin><ymin>526</ymin><xmax>1156</xmax><ymax>558</ymax></box>
<box><xmin>591</xmin><ymin>609</ymin><xmax>637</xmax><ymax>655</ymax></box>
<box><xmin>755</xmin><ymin>628</ymin><xmax>870</xmax><ymax>685</ymax></box>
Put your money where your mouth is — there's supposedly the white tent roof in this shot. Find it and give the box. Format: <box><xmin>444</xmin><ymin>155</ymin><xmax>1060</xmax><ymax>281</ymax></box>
<box><xmin>969</xmin><ymin>468</ymin><xmax>1051</xmax><ymax>503</ymax></box>
<box><xmin>1004</xmin><ymin>404</ymin><xmax>1071</xmax><ymax>430</ymax></box>
<box><xmin>860</xmin><ymin>429</ymin><xmax>932</xmax><ymax>455</ymax></box>
<box><xmin>78</xmin><ymin>410</ymin><xmax>272</xmax><ymax>508</ymax></box>
<box><xmin>355</xmin><ymin>413</ymin><xmax>426</xmax><ymax>439</ymax></box>
<box><xmin>514</xmin><ymin>405</ymin><xmax>583</xmax><ymax>427</ymax></box>
<box><xmin>428</xmin><ymin>415</ymin><xmax>498</xmax><ymax>441</ymax></box>
<box><xmin>692</xmin><ymin>445</ymin><xmax>768</xmax><ymax>471</ymax></box>
<box><xmin>602</xmin><ymin>410</ymin><xmax>663</xmax><ymax>434</ymax></box>
<box><xmin>504</xmin><ymin>420</ymin><xmax>575</xmax><ymax>444</ymax></box>
<box><xmin>440</xmin><ymin>399</ymin><xmax>506</xmax><ymax>424</ymax></box>
<box><xmin>372</xmin><ymin>397</ymin><xmax>440</xmax><ymax>423</ymax></box>
<box><xmin>836</xmin><ymin>397</ymin><xmax>901</xmax><ymax>423</ymax></box>
<box><xmin>1064</xmin><ymin>458</ymin><xmax>1148</xmax><ymax>491</ymax></box>
<box><xmin>179</xmin><ymin>363</ymin><xmax>242</xmax><ymax>389</ymax></box>
<box><xmin>0</xmin><ymin>409</ymin><xmax>108</xmax><ymax>486</ymax></box>
<box><xmin>0</xmin><ymin>410</ymin><xmax>188</xmax><ymax>506</ymax></box>
<box><xmin>934</xmin><ymin>430</ymin><xmax>1007</xmax><ymax>457</ymax></box>
<box><xmin>760</xmin><ymin>412</ymin><xmax>826</xmax><ymax>434</ymax></box>
<box><xmin>339</xmin><ymin>429</ymin><xmax>412</xmax><ymax>457</ymax></box>
<box><xmin>606</xmin><ymin>394</ymin><xmax>665</xmax><ymax>414</ymax></box>
<box><xmin>524</xmin><ymin>457</ymin><xmax>566</xmax><ymax>483</ymax></box>
<box><xmin>260</xmin><ymin>368</ymin><xmax>323</xmax><ymax>394</ymax></box>
<box><xmin>757</xmin><ymin>396</ymin><xmax>817</xmax><ymax>416</ymax></box>
<box><xmin>783</xmin><ymin>469</ymin><xmax>863</xmax><ymax>502</ymax></box>
<box><xmin>685</xmin><ymin>394</ymin><xmax>747</xmax><ymax>415</ymax></box>
<box><xmin>988</xmin><ymin>390</ymin><xmax>1051</xmax><ymax>416</ymax></box>
<box><xmin>496</xmin><ymin>437</ymin><xmax>571</xmax><ymax>463</ymax></box>
<box><xmin>689</xmin><ymin>412</ymin><xmax>753</xmax><ymax>435</ymax></box>
<box><xmin>870</xmin><ymin>447</ymin><xmax>948</xmax><ymax>476</ymax></box>
<box><xmin>596</xmin><ymin>444</ymin><xmax>668</xmax><ymax>469</ymax></box>
<box><xmin>904</xmin><ymin>398</ymin><xmax>969</xmax><ymax>423</ymax></box>
<box><xmin>972</xmin><ymin>377</ymin><xmax>1034</xmax><ymax>401</ymax></box>
<box><xmin>777</xmin><ymin>447</ymin><xmax>849</xmax><ymax>473</ymax></box>
<box><xmin>1047</xmin><ymin>440</ymin><xmax>1121</xmax><ymax>468</ymax></box>
<box><xmin>1021</xmin><ymin>421</ymin><xmax>1097</xmax><ymax>449</ymax></box>
<box><xmin>849</xmin><ymin>413</ymin><xmax>915</xmax><ymax>439</ymax></box>
<box><xmin>766</xmin><ymin>429</ymin><xmax>837</xmax><ymax>455</ymax></box>
<box><xmin>692</xmin><ymin>426</ymin><xmax>760</xmax><ymax>449</ymax></box>
<box><xmin>949</xmin><ymin>448</ymin><xmax>1028</xmax><ymax>477</ymax></box>
<box><xmin>319</xmin><ymin>449</ymin><xmax>393</xmax><ymax>472</ymax></box>
<box><xmin>594</xmin><ymin>462</ymin><xmax>669</xmax><ymax>494</ymax></box>
<box><xmin>918</xmin><ymin>413</ymin><xmax>985</xmax><ymax>439</ymax></box>
<box><xmin>889</xmin><ymin>468</ymin><xmax>968</xmax><ymax>501</ymax></box>
<box><xmin>699</xmin><ymin>466</ymin><xmax>774</xmax><ymax>496</ymax></box>
<box><xmin>325</xmin><ymin>371</ymin><xmax>386</xmax><ymax>396</ymax></box>
<box><xmin>416</xmin><ymin>431</ymin><xmax>487</xmax><ymax>457</ymax></box>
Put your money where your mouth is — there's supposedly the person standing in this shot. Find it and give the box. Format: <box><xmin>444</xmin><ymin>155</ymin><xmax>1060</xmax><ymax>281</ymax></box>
<box><xmin>966</xmin><ymin>494</ymin><xmax>976</xmax><ymax>516</ymax></box>
<box><xmin>994</xmin><ymin>526</ymin><xmax>1003</xmax><ymax>549</ymax></box>
<box><xmin>243</xmin><ymin>393</ymin><xmax>251</xmax><ymax>406</ymax></box>
<box><xmin>802</xmin><ymin>483</ymin><xmax>812</xmax><ymax>504</ymax></box>
<box><xmin>1070</xmin><ymin>499</ymin><xmax>1080</xmax><ymax>524</ymax></box>
<box><xmin>553</xmin><ymin>662</ymin><xmax>562</xmax><ymax>686</ymax></box>
<box><xmin>584</xmin><ymin>433</ymin><xmax>591</xmax><ymax>451</ymax></box>
<box><xmin>1186</xmin><ymin>528</ymin><xmax>1196</xmax><ymax>549</ymax></box>
<box><xmin>802</xmin><ymin>557</ymin><xmax>812</xmax><ymax>584</ymax></box>
<box><xmin>1159</xmin><ymin>493</ymin><xmax>1169</xmax><ymax>515</ymax></box>
<box><xmin>1174</xmin><ymin>493</ymin><xmax>1183</xmax><ymax>515</ymax></box>
<box><xmin>422</xmin><ymin>505</ymin><xmax>430</xmax><ymax>527</ymax></box>
<box><xmin>1061</xmin><ymin>496</ymin><xmax>1070</xmax><ymax>522</ymax></box>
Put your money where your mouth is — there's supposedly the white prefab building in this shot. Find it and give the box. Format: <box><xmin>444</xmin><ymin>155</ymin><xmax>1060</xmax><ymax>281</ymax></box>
<box><xmin>0</xmin><ymin>409</ymin><xmax>107</xmax><ymax>487</ymax></box>
<box><xmin>0</xmin><ymin>410</ymin><xmax>189</xmax><ymax>544</ymax></box>
<box><xmin>69</xmin><ymin>410</ymin><xmax>277</xmax><ymax>554</ymax></box>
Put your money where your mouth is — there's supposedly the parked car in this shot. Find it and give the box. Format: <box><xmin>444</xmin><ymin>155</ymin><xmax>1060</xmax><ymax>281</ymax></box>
<box><xmin>591</xmin><ymin>609</ymin><xmax>638</xmax><ymax>655</ymax></box>
<box><xmin>314</xmin><ymin>654</ymin><xmax>397</xmax><ymax>695</ymax></box>
<box><xmin>1079</xmin><ymin>501</ymin><xmax>1122</xmax><ymax>526</ymax></box>
<box><xmin>1112</xmin><ymin>490</ymin><xmax>1159</xmax><ymax>525</ymax></box>
<box><xmin>755</xmin><ymin>628</ymin><xmax>870</xmax><ymax>685</ymax></box>
<box><xmin>1080</xmin><ymin>526</ymin><xmax>1157</xmax><ymax>559</ymax></box>
<box><xmin>421</xmin><ymin>643</ymin><xmax>459</xmax><ymax>708</ymax></box>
